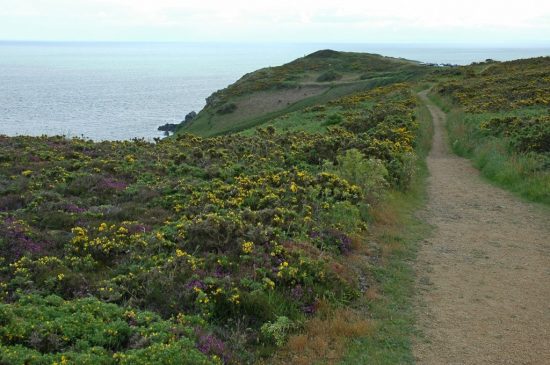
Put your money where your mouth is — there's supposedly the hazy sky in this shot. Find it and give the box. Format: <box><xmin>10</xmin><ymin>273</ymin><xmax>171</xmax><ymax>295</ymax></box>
<box><xmin>1</xmin><ymin>0</ymin><xmax>549</xmax><ymax>43</ymax></box>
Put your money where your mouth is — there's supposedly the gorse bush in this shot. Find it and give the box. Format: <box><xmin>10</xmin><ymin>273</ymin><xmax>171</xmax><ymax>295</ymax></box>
<box><xmin>480</xmin><ymin>115</ymin><xmax>550</xmax><ymax>154</ymax></box>
<box><xmin>435</xmin><ymin>57</ymin><xmax>550</xmax><ymax>113</ymax></box>
<box><xmin>316</xmin><ymin>70</ymin><xmax>343</xmax><ymax>82</ymax></box>
<box><xmin>0</xmin><ymin>84</ymin><xmax>420</xmax><ymax>363</ymax></box>
<box><xmin>435</xmin><ymin>57</ymin><xmax>550</xmax><ymax>204</ymax></box>
<box><xmin>333</xmin><ymin>149</ymin><xmax>388</xmax><ymax>203</ymax></box>
<box><xmin>0</xmin><ymin>295</ymin><xmax>214</xmax><ymax>365</ymax></box>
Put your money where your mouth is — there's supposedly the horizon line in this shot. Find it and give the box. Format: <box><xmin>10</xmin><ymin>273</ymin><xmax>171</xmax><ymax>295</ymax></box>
<box><xmin>1</xmin><ymin>39</ymin><xmax>550</xmax><ymax>47</ymax></box>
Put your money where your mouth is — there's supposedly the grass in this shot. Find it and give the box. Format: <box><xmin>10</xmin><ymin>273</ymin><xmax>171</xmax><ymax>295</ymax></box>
<box><xmin>433</xmin><ymin>95</ymin><xmax>550</xmax><ymax>205</ymax></box>
<box><xmin>338</xmin><ymin>95</ymin><xmax>433</xmax><ymax>364</ymax></box>
<box><xmin>473</xmin><ymin>145</ymin><xmax>550</xmax><ymax>204</ymax></box>
<box><xmin>264</xmin><ymin>305</ymin><xmax>375</xmax><ymax>365</ymax></box>
<box><xmin>239</xmin><ymin>100</ymin><xmax>376</xmax><ymax>136</ymax></box>
<box><xmin>424</xmin><ymin>90</ymin><xmax>452</xmax><ymax>113</ymax></box>
<box><xmin>207</xmin><ymin>82</ymin><xmax>369</xmax><ymax>136</ymax></box>
<box><xmin>339</xmin><ymin>189</ymin><xmax>429</xmax><ymax>364</ymax></box>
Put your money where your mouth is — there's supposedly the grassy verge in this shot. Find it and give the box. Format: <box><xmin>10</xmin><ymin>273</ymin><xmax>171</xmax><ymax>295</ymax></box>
<box><xmin>340</xmin><ymin>183</ymin><xmax>429</xmax><ymax>364</ymax></box>
<box><xmin>424</xmin><ymin>91</ymin><xmax>452</xmax><ymax>113</ymax></box>
<box><xmin>430</xmin><ymin>94</ymin><xmax>550</xmax><ymax>205</ymax></box>
<box><xmin>338</xmin><ymin>96</ymin><xmax>433</xmax><ymax>364</ymax></box>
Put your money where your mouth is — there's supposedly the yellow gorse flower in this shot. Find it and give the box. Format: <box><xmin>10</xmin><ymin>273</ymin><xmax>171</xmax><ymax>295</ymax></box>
<box><xmin>175</xmin><ymin>249</ymin><xmax>188</xmax><ymax>257</ymax></box>
<box><xmin>241</xmin><ymin>241</ymin><xmax>254</xmax><ymax>254</ymax></box>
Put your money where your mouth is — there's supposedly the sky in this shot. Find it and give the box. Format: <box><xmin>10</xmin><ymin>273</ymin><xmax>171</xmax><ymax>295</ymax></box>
<box><xmin>1</xmin><ymin>0</ymin><xmax>549</xmax><ymax>44</ymax></box>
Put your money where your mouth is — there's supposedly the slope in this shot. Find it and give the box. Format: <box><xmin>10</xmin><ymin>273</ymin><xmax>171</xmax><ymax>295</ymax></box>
<box><xmin>178</xmin><ymin>50</ymin><xmax>429</xmax><ymax>136</ymax></box>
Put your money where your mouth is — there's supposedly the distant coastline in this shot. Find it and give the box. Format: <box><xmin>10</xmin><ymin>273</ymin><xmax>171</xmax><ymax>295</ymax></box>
<box><xmin>1</xmin><ymin>42</ymin><xmax>549</xmax><ymax>141</ymax></box>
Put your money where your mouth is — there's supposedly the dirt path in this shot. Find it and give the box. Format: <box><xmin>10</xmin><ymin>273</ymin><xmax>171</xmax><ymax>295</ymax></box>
<box><xmin>413</xmin><ymin>91</ymin><xmax>550</xmax><ymax>365</ymax></box>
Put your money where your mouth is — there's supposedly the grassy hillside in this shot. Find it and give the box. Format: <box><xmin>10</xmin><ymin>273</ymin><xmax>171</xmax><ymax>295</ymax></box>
<box><xmin>179</xmin><ymin>50</ymin><xmax>429</xmax><ymax>136</ymax></box>
<box><xmin>430</xmin><ymin>57</ymin><xmax>550</xmax><ymax>203</ymax></box>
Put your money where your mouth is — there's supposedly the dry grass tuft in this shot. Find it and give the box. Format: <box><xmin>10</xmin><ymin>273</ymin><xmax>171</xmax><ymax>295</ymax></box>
<box><xmin>365</xmin><ymin>286</ymin><xmax>380</xmax><ymax>300</ymax></box>
<box><xmin>350</xmin><ymin>234</ymin><xmax>368</xmax><ymax>253</ymax></box>
<box><xmin>287</xmin><ymin>334</ymin><xmax>308</xmax><ymax>352</ymax></box>
<box><xmin>381</xmin><ymin>241</ymin><xmax>402</xmax><ymax>259</ymax></box>
<box><xmin>369</xmin><ymin>202</ymin><xmax>400</xmax><ymax>227</ymax></box>
<box><xmin>267</xmin><ymin>308</ymin><xmax>374</xmax><ymax>365</ymax></box>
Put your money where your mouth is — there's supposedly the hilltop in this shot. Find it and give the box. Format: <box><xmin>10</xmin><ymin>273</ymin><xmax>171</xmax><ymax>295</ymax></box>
<box><xmin>178</xmin><ymin>50</ymin><xmax>430</xmax><ymax>136</ymax></box>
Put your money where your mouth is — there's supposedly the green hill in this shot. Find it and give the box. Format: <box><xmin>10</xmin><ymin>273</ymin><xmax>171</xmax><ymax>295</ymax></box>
<box><xmin>179</xmin><ymin>50</ymin><xmax>430</xmax><ymax>136</ymax></box>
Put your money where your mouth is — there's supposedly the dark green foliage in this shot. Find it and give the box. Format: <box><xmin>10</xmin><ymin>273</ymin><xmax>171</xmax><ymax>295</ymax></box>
<box><xmin>316</xmin><ymin>70</ymin><xmax>342</xmax><ymax>82</ymax></box>
<box><xmin>481</xmin><ymin>115</ymin><xmax>550</xmax><ymax>153</ymax></box>
<box><xmin>217</xmin><ymin>103</ymin><xmax>237</xmax><ymax>115</ymax></box>
<box><xmin>322</xmin><ymin>114</ymin><xmax>343</xmax><ymax>126</ymax></box>
<box><xmin>0</xmin><ymin>295</ymin><xmax>213</xmax><ymax>365</ymax></box>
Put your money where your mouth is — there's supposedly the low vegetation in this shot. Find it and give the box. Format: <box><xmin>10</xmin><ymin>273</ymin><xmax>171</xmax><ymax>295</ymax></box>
<box><xmin>0</xmin><ymin>83</ymin><xmax>423</xmax><ymax>363</ymax></box>
<box><xmin>432</xmin><ymin>57</ymin><xmax>550</xmax><ymax>203</ymax></box>
<box><xmin>203</xmin><ymin>50</ymin><xmax>424</xmax><ymax>106</ymax></box>
<box><xmin>181</xmin><ymin>50</ymin><xmax>430</xmax><ymax>136</ymax></box>
<box><xmin>316</xmin><ymin>70</ymin><xmax>343</xmax><ymax>82</ymax></box>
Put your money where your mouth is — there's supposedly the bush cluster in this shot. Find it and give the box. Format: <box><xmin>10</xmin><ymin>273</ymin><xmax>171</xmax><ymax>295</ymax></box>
<box><xmin>434</xmin><ymin>57</ymin><xmax>549</xmax><ymax>203</ymax></box>
<box><xmin>316</xmin><ymin>70</ymin><xmax>342</xmax><ymax>82</ymax></box>
<box><xmin>435</xmin><ymin>57</ymin><xmax>550</xmax><ymax>113</ymax></box>
<box><xmin>480</xmin><ymin>115</ymin><xmax>550</xmax><ymax>154</ymax></box>
<box><xmin>0</xmin><ymin>84</ymin><xmax>420</xmax><ymax>363</ymax></box>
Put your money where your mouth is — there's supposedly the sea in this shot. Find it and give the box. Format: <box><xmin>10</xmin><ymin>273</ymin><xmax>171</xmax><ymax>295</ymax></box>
<box><xmin>1</xmin><ymin>42</ymin><xmax>549</xmax><ymax>141</ymax></box>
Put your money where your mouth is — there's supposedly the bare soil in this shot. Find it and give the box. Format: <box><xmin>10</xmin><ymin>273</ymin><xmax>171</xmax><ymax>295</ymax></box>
<box><xmin>413</xmin><ymin>91</ymin><xmax>550</xmax><ymax>365</ymax></box>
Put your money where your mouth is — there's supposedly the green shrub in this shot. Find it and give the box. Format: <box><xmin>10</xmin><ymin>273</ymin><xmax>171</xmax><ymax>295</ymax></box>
<box><xmin>322</xmin><ymin>113</ymin><xmax>343</xmax><ymax>126</ymax></box>
<box><xmin>389</xmin><ymin>152</ymin><xmax>418</xmax><ymax>190</ymax></box>
<box><xmin>260</xmin><ymin>316</ymin><xmax>296</xmax><ymax>347</ymax></box>
<box><xmin>216</xmin><ymin>103</ymin><xmax>237</xmax><ymax>115</ymax></box>
<box><xmin>316</xmin><ymin>70</ymin><xmax>342</xmax><ymax>82</ymax></box>
<box><xmin>333</xmin><ymin>148</ymin><xmax>388</xmax><ymax>202</ymax></box>
<box><xmin>0</xmin><ymin>294</ymin><xmax>214</xmax><ymax>365</ymax></box>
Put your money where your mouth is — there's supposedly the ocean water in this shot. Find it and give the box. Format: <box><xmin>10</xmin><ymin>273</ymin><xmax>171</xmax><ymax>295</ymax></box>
<box><xmin>1</xmin><ymin>42</ymin><xmax>548</xmax><ymax>141</ymax></box>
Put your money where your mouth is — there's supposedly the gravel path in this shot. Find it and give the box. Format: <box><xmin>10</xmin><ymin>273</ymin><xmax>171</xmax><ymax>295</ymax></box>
<box><xmin>413</xmin><ymin>91</ymin><xmax>550</xmax><ymax>365</ymax></box>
